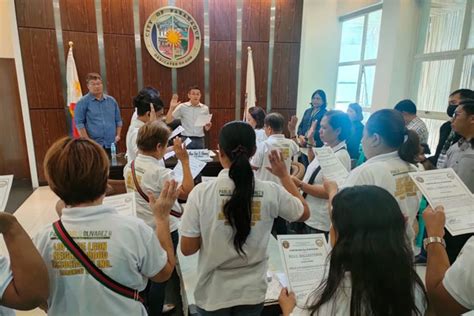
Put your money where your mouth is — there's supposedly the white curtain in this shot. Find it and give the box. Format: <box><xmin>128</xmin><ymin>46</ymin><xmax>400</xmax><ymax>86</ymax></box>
<box><xmin>460</xmin><ymin>55</ymin><xmax>474</xmax><ymax>89</ymax></box>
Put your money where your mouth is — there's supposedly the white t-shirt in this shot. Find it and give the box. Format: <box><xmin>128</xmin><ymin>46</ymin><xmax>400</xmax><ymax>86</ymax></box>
<box><xmin>290</xmin><ymin>273</ymin><xmax>426</xmax><ymax>315</ymax></box>
<box><xmin>180</xmin><ymin>169</ymin><xmax>304</xmax><ymax>311</ymax></box>
<box><xmin>125</xmin><ymin>118</ymin><xmax>145</xmax><ymax>162</ymax></box>
<box><xmin>123</xmin><ymin>154</ymin><xmax>180</xmax><ymax>232</ymax></box>
<box><xmin>255</xmin><ymin>128</ymin><xmax>267</xmax><ymax>145</ymax></box>
<box><xmin>0</xmin><ymin>256</ymin><xmax>15</xmax><ymax>316</ymax></box>
<box><xmin>443</xmin><ymin>236</ymin><xmax>474</xmax><ymax>310</ymax></box>
<box><xmin>172</xmin><ymin>102</ymin><xmax>210</xmax><ymax>137</ymax></box>
<box><xmin>342</xmin><ymin>151</ymin><xmax>421</xmax><ymax>244</ymax></box>
<box><xmin>251</xmin><ymin>134</ymin><xmax>299</xmax><ymax>184</ymax></box>
<box><xmin>33</xmin><ymin>205</ymin><xmax>167</xmax><ymax>316</ymax></box>
<box><xmin>304</xmin><ymin>142</ymin><xmax>350</xmax><ymax>232</ymax></box>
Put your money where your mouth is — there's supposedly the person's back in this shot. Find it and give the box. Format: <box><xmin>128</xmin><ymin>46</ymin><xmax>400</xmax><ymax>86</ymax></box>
<box><xmin>34</xmin><ymin>207</ymin><xmax>165</xmax><ymax>315</ymax></box>
<box><xmin>252</xmin><ymin>113</ymin><xmax>299</xmax><ymax>184</ymax></box>
<box><xmin>183</xmin><ymin>176</ymin><xmax>303</xmax><ymax>311</ymax></box>
<box><xmin>342</xmin><ymin>109</ymin><xmax>422</xmax><ymax>244</ymax></box>
<box><xmin>344</xmin><ymin>152</ymin><xmax>421</xmax><ymax>238</ymax></box>
<box><xmin>180</xmin><ymin>121</ymin><xmax>309</xmax><ymax>314</ymax></box>
<box><xmin>34</xmin><ymin>137</ymin><xmax>176</xmax><ymax>316</ymax></box>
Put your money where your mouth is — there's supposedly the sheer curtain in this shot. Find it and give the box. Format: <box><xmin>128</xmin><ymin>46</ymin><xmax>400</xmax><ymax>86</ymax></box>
<box><xmin>461</xmin><ymin>55</ymin><xmax>474</xmax><ymax>89</ymax></box>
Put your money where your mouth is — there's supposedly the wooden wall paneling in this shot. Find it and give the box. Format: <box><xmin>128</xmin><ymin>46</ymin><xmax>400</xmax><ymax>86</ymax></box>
<box><xmin>242</xmin><ymin>0</ymin><xmax>270</xmax><ymax>42</ymax></box>
<box><xmin>275</xmin><ymin>108</ymin><xmax>297</xmax><ymax>137</ymax></box>
<box><xmin>175</xmin><ymin>0</ymin><xmax>204</xmax><ymax>100</ymax></box>
<box><xmin>104</xmin><ymin>34</ymin><xmax>137</xmax><ymax>108</ymax></box>
<box><xmin>62</xmin><ymin>31</ymin><xmax>100</xmax><ymax>94</ymax></box>
<box><xmin>207</xmin><ymin>108</ymin><xmax>234</xmax><ymax>149</ymax></box>
<box><xmin>0</xmin><ymin>59</ymin><xmax>30</xmax><ymax>179</ymax></box>
<box><xmin>274</xmin><ymin>0</ymin><xmax>303</xmax><ymax>43</ymax></box>
<box><xmin>59</xmin><ymin>0</ymin><xmax>96</xmax><ymax>32</ymax></box>
<box><xmin>140</xmin><ymin>0</ymin><xmax>172</xmax><ymax>103</ymax></box>
<box><xmin>19</xmin><ymin>28</ymin><xmax>64</xmax><ymax>109</ymax></box>
<box><xmin>102</xmin><ymin>0</ymin><xmax>134</xmax><ymax>35</ymax></box>
<box><xmin>29</xmin><ymin>109</ymin><xmax>68</xmax><ymax>182</ymax></box>
<box><xmin>15</xmin><ymin>0</ymin><xmax>55</xmax><ymax>29</ymax></box>
<box><xmin>209</xmin><ymin>41</ymin><xmax>235</xmax><ymax>109</ymax></box>
<box><xmin>271</xmin><ymin>42</ymin><xmax>300</xmax><ymax>110</ymax></box>
<box><xmin>140</xmin><ymin>0</ymin><xmax>168</xmax><ymax>28</ymax></box>
<box><xmin>118</xmin><ymin>108</ymin><xmax>134</xmax><ymax>153</ymax></box>
<box><xmin>240</xmin><ymin>41</ymin><xmax>269</xmax><ymax>113</ymax></box>
<box><xmin>209</xmin><ymin>0</ymin><xmax>236</xmax><ymax>41</ymax></box>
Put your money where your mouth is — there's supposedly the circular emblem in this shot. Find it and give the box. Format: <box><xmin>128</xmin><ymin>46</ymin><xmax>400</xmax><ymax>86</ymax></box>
<box><xmin>0</xmin><ymin>181</ymin><xmax>7</xmax><ymax>188</ymax></box>
<box><xmin>144</xmin><ymin>6</ymin><xmax>201</xmax><ymax>68</ymax></box>
<box><xmin>315</xmin><ymin>238</ymin><xmax>324</xmax><ymax>247</ymax></box>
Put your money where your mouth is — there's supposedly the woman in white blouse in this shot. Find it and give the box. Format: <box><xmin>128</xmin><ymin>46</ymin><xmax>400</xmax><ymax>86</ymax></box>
<box><xmin>279</xmin><ymin>185</ymin><xmax>427</xmax><ymax>316</ymax></box>
<box><xmin>290</xmin><ymin>110</ymin><xmax>351</xmax><ymax>237</ymax></box>
<box><xmin>179</xmin><ymin>121</ymin><xmax>309</xmax><ymax>315</ymax></box>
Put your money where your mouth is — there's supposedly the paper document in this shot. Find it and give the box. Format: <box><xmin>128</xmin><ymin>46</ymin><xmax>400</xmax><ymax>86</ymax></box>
<box><xmin>173</xmin><ymin>156</ymin><xmax>207</xmax><ymax>183</ymax></box>
<box><xmin>169</xmin><ymin>125</ymin><xmax>185</xmax><ymax>140</ymax></box>
<box><xmin>103</xmin><ymin>193</ymin><xmax>136</xmax><ymax>217</ymax></box>
<box><xmin>278</xmin><ymin>234</ymin><xmax>330</xmax><ymax>305</ymax></box>
<box><xmin>0</xmin><ymin>175</ymin><xmax>13</xmax><ymax>212</ymax></box>
<box><xmin>188</xmin><ymin>149</ymin><xmax>213</xmax><ymax>162</ymax></box>
<box><xmin>194</xmin><ymin>114</ymin><xmax>212</xmax><ymax>127</ymax></box>
<box><xmin>409</xmin><ymin>168</ymin><xmax>474</xmax><ymax>236</ymax></box>
<box><xmin>314</xmin><ymin>147</ymin><xmax>349</xmax><ymax>186</ymax></box>
<box><xmin>164</xmin><ymin>138</ymin><xmax>192</xmax><ymax>160</ymax></box>
<box><xmin>265</xmin><ymin>271</ymin><xmax>283</xmax><ymax>303</ymax></box>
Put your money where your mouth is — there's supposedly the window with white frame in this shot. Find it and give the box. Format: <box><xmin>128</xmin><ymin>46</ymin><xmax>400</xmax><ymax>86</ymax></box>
<box><xmin>412</xmin><ymin>0</ymin><xmax>474</xmax><ymax>151</ymax></box>
<box><xmin>335</xmin><ymin>7</ymin><xmax>382</xmax><ymax>114</ymax></box>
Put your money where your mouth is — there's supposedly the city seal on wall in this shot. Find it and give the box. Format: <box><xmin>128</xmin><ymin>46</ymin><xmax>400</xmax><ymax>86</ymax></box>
<box><xmin>144</xmin><ymin>6</ymin><xmax>201</xmax><ymax>68</ymax></box>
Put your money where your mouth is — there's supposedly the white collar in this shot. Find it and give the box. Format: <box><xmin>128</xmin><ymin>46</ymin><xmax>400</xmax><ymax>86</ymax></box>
<box><xmin>331</xmin><ymin>140</ymin><xmax>347</xmax><ymax>151</ymax></box>
<box><xmin>365</xmin><ymin>151</ymin><xmax>399</xmax><ymax>164</ymax></box>
<box><xmin>61</xmin><ymin>204</ymin><xmax>117</xmax><ymax>220</ymax></box>
<box><xmin>268</xmin><ymin>134</ymin><xmax>285</xmax><ymax>140</ymax></box>
<box><xmin>136</xmin><ymin>153</ymin><xmax>163</xmax><ymax>165</ymax></box>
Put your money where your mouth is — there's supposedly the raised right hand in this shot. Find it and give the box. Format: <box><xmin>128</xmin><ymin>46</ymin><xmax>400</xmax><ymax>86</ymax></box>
<box><xmin>148</xmin><ymin>180</ymin><xmax>179</xmax><ymax>220</ymax></box>
<box><xmin>173</xmin><ymin>138</ymin><xmax>189</xmax><ymax>163</ymax></box>
<box><xmin>170</xmin><ymin>94</ymin><xmax>180</xmax><ymax>110</ymax></box>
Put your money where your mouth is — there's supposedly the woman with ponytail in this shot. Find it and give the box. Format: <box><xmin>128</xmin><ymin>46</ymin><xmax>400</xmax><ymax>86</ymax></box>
<box><xmin>325</xmin><ymin>109</ymin><xmax>423</xmax><ymax>248</ymax></box>
<box><xmin>180</xmin><ymin>121</ymin><xmax>309</xmax><ymax>315</ymax></box>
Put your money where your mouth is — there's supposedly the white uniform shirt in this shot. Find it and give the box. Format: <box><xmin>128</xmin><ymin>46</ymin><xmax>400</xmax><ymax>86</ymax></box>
<box><xmin>180</xmin><ymin>169</ymin><xmax>304</xmax><ymax>311</ymax></box>
<box><xmin>251</xmin><ymin>134</ymin><xmax>299</xmax><ymax>184</ymax></box>
<box><xmin>123</xmin><ymin>154</ymin><xmax>180</xmax><ymax>232</ymax></box>
<box><xmin>125</xmin><ymin>118</ymin><xmax>145</xmax><ymax>162</ymax></box>
<box><xmin>255</xmin><ymin>128</ymin><xmax>267</xmax><ymax>145</ymax></box>
<box><xmin>342</xmin><ymin>151</ymin><xmax>421</xmax><ymax>243</ymax></box>
<box><xmin>172</xmin><ymin>102</ymin><xmax>209</xmax><ymax>137</ymax></box>
<box><xmin>33</xmin><ymin>205</ymin><xmax>167</xmax><ymax>316</ymax></box>
<box><xmin>304</xmin><ymin>142</ymin><xmax>350</xmax><ymax>232</ymax></box>
<box><xmin>0</xmin><ymin>256</ymin><xmax>15</xmax><ymax>316</ymax></box>
<box><xmin>290</xmin><ymin>273</ymin><xmax>426</xmax><ymax>315</ymax></box>
<box><xmin>443</xmin><ymin>236</ymin><xmax>474</xmax><ymax>310</ymax></box>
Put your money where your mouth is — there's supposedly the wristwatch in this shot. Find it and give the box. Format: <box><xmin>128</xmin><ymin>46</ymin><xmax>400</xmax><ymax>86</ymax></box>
<box><xmin>423</xmin><ymin>236</ymin><xmax>446</xmax><ymax>249</ymax></box>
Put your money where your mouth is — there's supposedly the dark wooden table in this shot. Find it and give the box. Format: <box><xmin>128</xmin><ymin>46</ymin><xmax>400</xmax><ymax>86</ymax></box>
<box><xmin>109</xmin><ymin>151</ymin><xmax>223</xmax><ymax>180</ymax></box>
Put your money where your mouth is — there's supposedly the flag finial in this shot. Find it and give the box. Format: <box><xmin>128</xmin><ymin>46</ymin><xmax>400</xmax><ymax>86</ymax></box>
<box><xmin>247</xmin><ymin>46</ymin><xmax>251</xmax><ymax>52</ymax></box>
<box><xmin>69</xmin><ymin>41</ymin><xmax>74</xmax><ymax>48</ymax></box>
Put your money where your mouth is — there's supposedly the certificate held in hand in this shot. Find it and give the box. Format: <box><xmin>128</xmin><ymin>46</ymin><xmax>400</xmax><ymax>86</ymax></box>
<box><xmin>278</xmin><ymin>234</ymin><xmax>330</xmax><ymax>305</ymax></box>
<box><xmin>409</xmin><ymin>168</ymin><xmax>474</xmax><ymax>236</ymax></box>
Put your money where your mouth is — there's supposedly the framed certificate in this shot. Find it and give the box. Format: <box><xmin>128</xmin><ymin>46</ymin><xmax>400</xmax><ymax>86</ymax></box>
<box><xmin>409</xmin><ymin>168</ymin><xmax>474</xmax><ymax>236</ymax></box>
<box><xmin>277</xmin><ymin>234</ymin><xmax>330</xmax><ymax>305</ymax></box>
